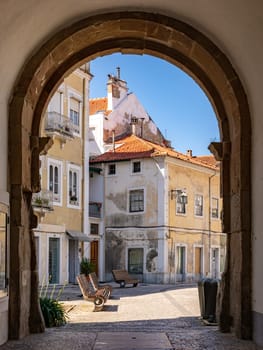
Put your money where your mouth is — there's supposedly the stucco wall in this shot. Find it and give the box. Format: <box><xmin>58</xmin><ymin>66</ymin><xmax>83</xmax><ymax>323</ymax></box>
<box><xmin>0</xmin><ymin>1</ymin><xmax>262</xmax><ymax>345</ymax></box>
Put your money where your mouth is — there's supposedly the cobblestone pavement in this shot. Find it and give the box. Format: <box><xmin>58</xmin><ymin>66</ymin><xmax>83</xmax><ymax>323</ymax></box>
<box><xmin>0</xmin><ymin>283</ymin><xmax>261</xmax><ymax>350</ymax></box>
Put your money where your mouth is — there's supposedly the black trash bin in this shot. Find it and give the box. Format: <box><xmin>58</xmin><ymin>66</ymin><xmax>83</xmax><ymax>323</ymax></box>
<box><xmin>198</xmin><ymin>278</ymin><xmax>219</xmax><ymax>324</ymax></box>
<box><xmin>197</xmin><ymin>279</ymin><xmax>206</xmax><ymax>318</ymax></box>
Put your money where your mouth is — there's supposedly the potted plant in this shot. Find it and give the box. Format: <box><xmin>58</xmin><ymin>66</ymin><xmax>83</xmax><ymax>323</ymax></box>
<box><xmin>80</xmin><ymin>257</ymin><xmax>95</xmax><ymax>277</ymax></box>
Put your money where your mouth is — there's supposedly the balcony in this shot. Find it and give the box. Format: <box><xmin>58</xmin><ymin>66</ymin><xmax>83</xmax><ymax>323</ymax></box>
<box><xmin>32</xmin><ymin>190</ymin><xmax>54</xmax><ymax>217</ymax></box>
<box><xmin>89</xmin><ymin>202</ymin><xmax>102</xmax><ymax>218</ymax></box>
<box><xmin>45</xmin><ymin>111</ymin><xmax>74</xmax><ymax>142</ymax></box>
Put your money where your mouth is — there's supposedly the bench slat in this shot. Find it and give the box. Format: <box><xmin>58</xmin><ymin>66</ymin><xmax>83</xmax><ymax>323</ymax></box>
<box><xmin>88</xmin><ymin>272</ymin><xmax>112</xmax><ymax>297</ymax></box>
<box><xmin>76</xmin><ymin>274</ymin><xmax>109</xmax><ymax>311</ymax></box>
<box><xmin>112</xmin><ymin>269</ymin><xmax>139</xmax><ymax>288</ymax></box>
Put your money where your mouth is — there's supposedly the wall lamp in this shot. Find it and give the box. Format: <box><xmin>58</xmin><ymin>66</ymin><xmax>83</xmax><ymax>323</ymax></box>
<box><xmin>170</xmin><ymin>189</ymin><xmax>188</xmax><ymax>203</ymax></box>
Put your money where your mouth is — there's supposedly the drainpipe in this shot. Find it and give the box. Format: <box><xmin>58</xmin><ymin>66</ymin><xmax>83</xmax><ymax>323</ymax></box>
<box><xmin>82</xmin><ymin>74</ymin><xmax>90</xmax><ymax>258</ymax></box>
<box><xmin>208</xmin><ymin>171</ymin><xmax>216</xmax><ymax>277</ymax></box>
<box><xmin>112</xmin><ymin>130</ymin><xmax>115</xmax><ymax>152</ymax></box>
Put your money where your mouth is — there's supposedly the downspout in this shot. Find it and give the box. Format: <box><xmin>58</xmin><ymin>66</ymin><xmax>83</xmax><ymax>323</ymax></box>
<box><xmin>82</xmin><ymin>75</ymin><xmax>90</xmax><ymax>257</ymax></box>
<box><xmin>208</xmin><ymin>171</ymin><xmax>216</xmax><ymax>277</ymax></box>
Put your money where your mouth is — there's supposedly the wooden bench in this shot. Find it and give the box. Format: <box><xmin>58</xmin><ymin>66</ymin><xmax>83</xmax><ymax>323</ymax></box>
<box><xmin>76</xmin><ymin>274</ymin><xmax>110</xmax><ymax>311</ymax></box>
<box><xmin>88</xmin><ymin>272</ymin><xmax>113</xmax><ymax>297</ymax></box>
<box><xmin>112</xmin><ymin>269</ymin><xmax>139</xmax><ymax>288</ymax></box>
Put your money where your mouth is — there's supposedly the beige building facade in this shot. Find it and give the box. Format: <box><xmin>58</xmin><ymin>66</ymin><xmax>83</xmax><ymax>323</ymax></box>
<box><xmin>167</xmin><ymin>156</ymin><xmax>225</xmax><ymax>282</ymax></box>
<box><xmin>33</xmin><ymin>66</ymin><xmax>93</xmax><ymax>285</ymax></box>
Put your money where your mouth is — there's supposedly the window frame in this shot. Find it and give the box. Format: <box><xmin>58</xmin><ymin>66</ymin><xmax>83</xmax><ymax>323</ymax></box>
<box><xmin>131</xmin><ymin>160</ymin><xmax>142</xmax><ymax>174</ymax></box>
<box><xmin>47</xmin><ymin>234</ymin><xmax>62</xmax><ymax>284</ymax></box>
<box><xmin>107</xmin><ymin>163</ymin><xmax>116</xmax><ymax>176</ymax></box>
<box><xmin>194</xmin><ymin>194</ymin><xmax>204</xmax><ymax>217</ymax></box>
<box><xmin>128</xmin><ymin>188</ymin><xmax>145</xmax><ymax>214</ymax></box>
<box><xmin>68</xmin><ymin>90</ymin><xmax>82</xmax><ymax>135</ymax></box>
<box><xmin>176</xmin><ymin>244</ymin><xmax>187</xmax><ymax>276</ymax></box>
<box><xmin>90</xmin><ymin>223</ymin><xmax>99</xmax><ymax>235</ymax></box>
<box><xmin>175</xmin><ymin>188</ymin><xmax>187</xmax><ymax>215</ymax></box>
<box><xmin>211</xmin><ymin>197</ymin><xmax>219</xmax><ymax>219</ymax></box>
<box><xmin>48</xmin><ymin>159</ymin><xmax>63</xmax><ymax>206</ymax></box>
<box><xmin>127</xmin><ymin>247</ymin><xmax>144</xmax><ymax>274</ymax></box>
<box><xmin>67</xmin><ymin>163</ymin><xmax>81</xmax><ymax>209</ymax></box>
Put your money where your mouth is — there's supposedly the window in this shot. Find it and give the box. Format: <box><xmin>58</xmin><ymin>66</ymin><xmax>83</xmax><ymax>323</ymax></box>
<box><xmin>211</xmin><ymin>197</ymin><xmax>219</xmax><ymax>218</ymax></box>
<box><xmin>129</xmin><ymin>189</ymin><xmax>144</xmax><ymax>212</ymax></box>
<box><xmin>68</xmin><ymin>165</ymin><xmax>81</xmax><ymax>207</ymax></box>
<box><xmin>90</xmin><ymin>223</ymin><xmax>99</xmax><ymax>235</ymax></box>
<box><xmin>176</xmin><ymin>189</ymin><xmax>187</xmax><ymax>215</ymax></box>
<box><xmin>0</xmin><ymin>207</ymin><xmax>8</xmax><ymax>297</ymax></box>
<box><xmin>108</xmin><ymin>163</ymin><xmax>116</xmax><ymax>175</ymax></box>
<box><xmin>48</xmin><ymin>159</ymin><xmax>62</xmax><ymax>204</ymax></box>
<box><xmin>195</xmin><ymin>194</ymin><xmax>203</xmax><ymax>216</ymax></box>
<box><xmin>69</xmin><ymin>97</ymin><xmax>81</xmax><ymax>134</ymax></box>
<box><xmin>128</xmin><ymin>248</ymin><xmax>143</xmax><ymax>274</ymax></box>
<box><xmin>48</xmin><ymin>91</ymin><xmax>63</xmax><ymax>114</ymax></box>
<box><xmin>132</xmin><ymin>161</ymin><xmax>141</xmax><ymax>173</ymax></box>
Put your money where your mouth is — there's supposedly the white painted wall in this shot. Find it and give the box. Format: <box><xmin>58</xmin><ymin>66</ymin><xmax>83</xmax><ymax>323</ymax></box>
<box><xmin>89</xmin><ymin>113</ymin><xmax>105</xmax><ymax>155</ymax></box>
<box><xmin>104</xmin><ymin>93</ymin><xmax>158</xmax><ymax>135</ymax></box>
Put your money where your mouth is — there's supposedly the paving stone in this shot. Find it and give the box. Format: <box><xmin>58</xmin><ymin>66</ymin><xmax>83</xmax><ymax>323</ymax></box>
<box><xmin>0</xmin><ymin>283</ymin><xmax>259</xmax><ymax>350</ymax></box>
<box><xmin>94</xmin><ymin>332</ymin><xmax>172</xmax><ymax>350</ymax></box>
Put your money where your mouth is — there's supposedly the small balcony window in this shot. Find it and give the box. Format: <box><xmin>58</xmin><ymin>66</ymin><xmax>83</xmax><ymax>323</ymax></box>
<box><xmin>89</xmin><ymin>202</ymin><xmax>102</xmax><ymax>218</ymax></box>
<box><xmin>108</xmin><ymin>164</ymin><xmax>116</xmax><ymax>175</ymax></box>
<box><xmin>32</xmin><ymin>190</ymin><xmax>54</xmax><ymax>211</ymax></box>
<box><xmin>45</xmin><ymin>111</ymin><xmax>74</xmax><ymax>139</ymax></box>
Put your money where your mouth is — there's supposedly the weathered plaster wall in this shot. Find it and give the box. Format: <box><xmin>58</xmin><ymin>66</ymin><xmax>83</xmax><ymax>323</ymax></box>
<box><xmin>104</xmin><ymin>157</ymin><xmax>165</xmax><ymax>282</ymax></box>
<box><xmin>105</xmin><ymin>158</ymin><xmax>161</xmax><ymax>227</ymax></box>
<box><xmin>104</xmin><ymin>93</ymin><xmax>166</xmax><ymax>144</ymax></box>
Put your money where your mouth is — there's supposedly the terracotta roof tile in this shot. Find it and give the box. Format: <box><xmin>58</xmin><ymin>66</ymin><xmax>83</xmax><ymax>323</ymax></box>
<box><xmin>90</xmin><ymin>135</ymin><xmax>219</xmax><ymax>170</ymax></box>
<box><xmin>194</xmin><ymin>155</ymin><xmax>219</xmax><ymax>168</ymax></box>
<box><xmin>89</xmin><ymin>97</ymin><xmax>108</xmax><ymax>115</ymax></box>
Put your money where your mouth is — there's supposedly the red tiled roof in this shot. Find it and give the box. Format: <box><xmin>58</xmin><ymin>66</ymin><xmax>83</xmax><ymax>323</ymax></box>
<box><xmin>90</xmin><ymin>135</ymin><xmax>219</xmax><ymax>170</ymax></box>
<box><xmin>194</xmin><ymin>155</ymin><xmax>219</xmax><ymax>168</ymax></box>
<box><xmin>89</xmin><ymin>98</ymin><xmax>108</xmax><ymax>115</ymax></box>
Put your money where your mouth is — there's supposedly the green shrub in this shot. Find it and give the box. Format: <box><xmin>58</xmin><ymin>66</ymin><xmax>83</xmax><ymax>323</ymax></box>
<box><xmin>39</xmin><ymin>279</ymin><xmax>68</xmax><ymax>328</ymax></box>
<box><xmin>80</xmin><ymin>257</ymin><xmax>95</xmax><ymax>276</ymax></box>
<box><xmin>40</xmin><ymin>297</ymin><xmax>67</xmax><ymax>327</ymax></box>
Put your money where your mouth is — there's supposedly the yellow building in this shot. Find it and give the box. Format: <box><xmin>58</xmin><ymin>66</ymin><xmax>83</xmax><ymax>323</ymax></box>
<box><xmin>167</xmin><ymin>152</ymin><xmax>225</xmax><ymax>282</ymax></box>
<box><xmin>90</xmin><ymin>135</ymin><xmax>225</xmax><ymax>283</ymax></box>
<box><xmin>33</xmin><ymin>65</ymin><xmax>93</xmax><ymax>285</ymax></box>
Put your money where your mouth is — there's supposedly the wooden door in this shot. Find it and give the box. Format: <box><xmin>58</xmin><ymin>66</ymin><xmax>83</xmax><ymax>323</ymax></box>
<box><xmin>195</xmin><ymin>247</ymin><xmax>201</xmax><ymax>275</ymax></box>
<box><xmin>90</xmin><ymin>241</ymin><xmax>98</xmax><ymax>275</ymax></box>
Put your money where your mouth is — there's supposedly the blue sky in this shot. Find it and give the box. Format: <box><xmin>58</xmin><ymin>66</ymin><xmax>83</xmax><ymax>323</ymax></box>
<box><xmin>90</xmin><ymin>53</ymin><xmax>219</xmax><ymax>156</ymax></box>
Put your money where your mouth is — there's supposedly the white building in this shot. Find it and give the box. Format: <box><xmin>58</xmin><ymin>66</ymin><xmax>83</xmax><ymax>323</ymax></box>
<box><xmin>90</xmin><ymin>134</ymin><xmax>225</xmax><ymax>284</ymax></box>
<box><xmin>89</xmin><ymin>68</ymin><xmax>169</xmax><ymax>158</ymax></box>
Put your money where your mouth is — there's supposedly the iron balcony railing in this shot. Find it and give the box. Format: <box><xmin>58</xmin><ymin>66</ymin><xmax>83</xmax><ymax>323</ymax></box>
<box><xmin>45</xmin><ymin>111</ymin><xmax>74</xmax><ymax>138</ymax></box>
<box><xmin>89</xmin><ymin>202</ymin><xmax>102</xmax><ymax>218</ymax></box>
<box><xmin>32</xmin><ymin>190</ymin><xmax>54</xmax><ymax>212</ymax></box>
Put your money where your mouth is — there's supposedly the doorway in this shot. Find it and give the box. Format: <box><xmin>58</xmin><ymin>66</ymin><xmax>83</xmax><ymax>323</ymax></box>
<box><xmin>176</xmin><ymin>246</ymin><xmax>186</xmax><ymax>281</ymax></box>
<box><xmin>90</xmin><ymin>241</ymin><xmax>99</xmax><ymax>276</ymax></box>
<box><xmin>48</xmin><ymin>237</ymin><xmax>60</xmax><ymax>284</ymax></box>
<box><xmin>69</xmin><ymin>240</ymin><xmax>79</xmax><ymax>283</ymax></box>
<box><xmin>8</xmin><ymin>11</ymin><xmax>251</xmax><ymax>340</ymax></box>
<box><xmin>194</xmin><ymin>247</ymin><xmax>202</xmax><ymax>280</ymax></box>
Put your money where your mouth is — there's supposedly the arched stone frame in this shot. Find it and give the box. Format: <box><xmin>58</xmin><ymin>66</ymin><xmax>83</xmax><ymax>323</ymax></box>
<box><xmin>8</xmin><ymin>12</ymin><xmax>251</xmax><ymax>340</ymax></box>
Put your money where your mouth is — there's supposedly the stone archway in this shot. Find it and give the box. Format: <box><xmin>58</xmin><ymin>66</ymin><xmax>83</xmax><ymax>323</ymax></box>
<box><xmin>9</xmin><ymin>11</ymin><xmax>251</xmax><ymax>340</ymax></box>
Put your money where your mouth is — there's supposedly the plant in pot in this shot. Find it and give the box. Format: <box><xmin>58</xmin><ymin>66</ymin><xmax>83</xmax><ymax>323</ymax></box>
<box><xmin>80</xmin><ymin>257</ymin><xmax>95</xmax><ymax>278</ymax></box>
